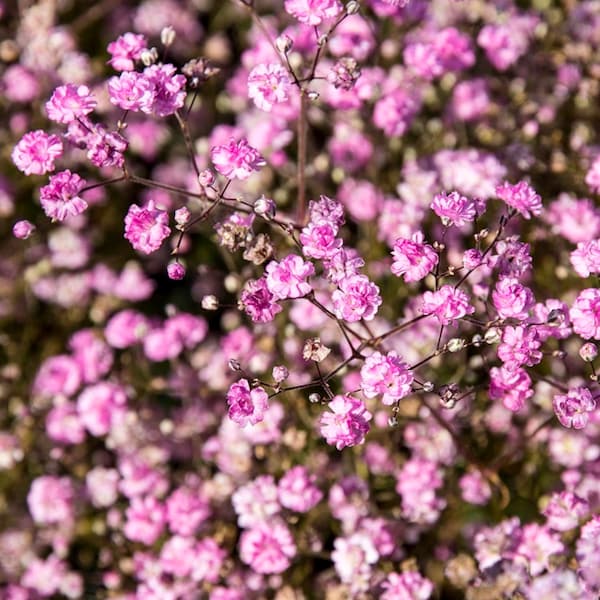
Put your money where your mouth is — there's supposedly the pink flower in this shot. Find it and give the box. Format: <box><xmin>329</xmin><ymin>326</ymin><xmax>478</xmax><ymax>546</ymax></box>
<box><xmin>265</xmin><ymin>254</ymin><xmax>314</xmax><ymax>299</ymax></box>
<box><xmin>226</xmin><ymin>378</ymin><xmax>269</xmax><ymax>427</ymax></box>
<box><xmin>240</xmin><ymin>277</ymin><xmax>282</xmax><ymax>323</ymax></box>
<box><xmin>124</xmin><ymin>200</ymin><xmax>171</xmax><ymax>254</ymax></box>
<box><xmin>232</xmin><ymin>475</ymin><xmax>281</xmax><ymax>528</ymax></box>
<box><xmin>381</xmin><ymin>571</ymin><xmax>434</xmax><ymax>600</ymax></box>
<box><xmin>104</xmin><ymin>309</ymin><xmax>149</xmax><ymax>348</ymax></box>
<box><xmin>239</xmin><ymin>519</ymin><xmax>296</xmax><ymax>574</ymax></box>
<box><xmin>332</xmin><ymin>274</ymin><xmax>382</xmax><ymax>322</ymax></box>
<box><xmin>211</xmin><ymin>138</ymin><xmax>266</xmax><ymax>180</ymax></box>
<box><xmin>142</xmin><ymin>63</ymin><xmax>187</xmax><ymax>117</ymax></box>
<box><xmin>489</xmin><ymin>365</ymin><xmax>533</xmax><ymax>411</ymax></box>
<box><xmin>33</xmin><ymin>354</ymin><xmax>82</xmax><ymax>397</ymax></box>
<box><xmin>319</xmin><ymin>394</ymin><xmax>372</xmax><ymax>450</ymax></box>
<box><xmin>477</xmin><ymin>19</ymin><xmax>534</xmax><ymax>71</ymax></box>
<box><xmin>108</xmin><ymin>71</ymin><xmax>154</xmax><ymax>111</ymax></box>
<box><xmin>12</xmin><ymin>130</ymin><xmax>63</xmax><ymax>176</ymax></box>
<box><xmin>278</xmin><ymin>466</ymin><xmax>323</xmax><ymax>512</ymax></box>
<box><xmin>553</xmin><ymin>387</ymin><xmax>596</xmax><ymax>429</ymax></box>
<box><xmin>495</xmin><ymin>180</ymin><xmax>542</xmax><ymax>219</ymax></box>
<box><xmin>420</xmin><ymin>285</ymin><xmax>474</xmax><ymax>325</ymax></box>
<box><xmin>373</xmin><ymin>88</ymin><xmax>421</xmax><ymax>137</ymax></box>
<box><xmin>497</xmin><ymin>325</ymin><xmax>542</xmax><ymax>370</ymax></box>
<box><xmin>431</xmin><ymin>191</ymin><xmax>477</xmax><ymax>226</ymax></box>
<box><xmin>586</xmin><ymin>155</ymin><xmax>600</xmax><ymax>194</ymax></box>
<box><xmin>70</xmin><ymin>329</ymin><xmax>113</xmax><ymax>383</ymax></box>
<box><xmin>77</xmin><ymin>382</ymin><xmax>127</xmax><ymax>436</ymax></box>
<box><xmin>248</xmin><ymin>63</ymin><xmax>292</xmax><ymax>111</ymax></box>
<box><xmin>123</xmin><ymin>495</ymin><xmax>166</xmax><ymax>545</ymax></box>
<box><xmin>46</xmin><ymin>84</ymin><xmax>97</xmax><ymax>123</ymax></box>
<box><xmin>543</xmin><ymin>491</ymin><xmax>589</xmax><ymax>531</ymax></box>
<box><xmin>12</xmin><ymin>220</ymin><xmax>35</xmax><ymax>239</ymax></box>
<box><xmin>570</xmin><ymin>239</ymin><xmax>600</xmax><ymax>277</ymax></box>
<box><xmin>459</xmin><ymin>471</ymin><xmax>492</xmax><ymax>505</ymax></box>
<box><xmin>27</xmin><ymin>475</ymin><xmax>74</xmax><ymax>524</ymax></box>
<box><xmin>360</xmin><ymin>351</ymin><xmax>414</xmax><ymax>405</ymax></box>
<box><xmin>570</xmin><ymin>288</ymin><xmax>600</xmax><ymax>339</ymax></box>
<box><xmin>396</xmin><ymin>458</ymin><xmax>446</xmax><ymax>524</ymax></box>
<box><xmin>284</xmin><ymin>0</ymin><xmax>342</xmax><ymax>25</ymax></box>
<box><xmin>300</xmin><ymin>221</ymin><xmax>343</xmax><ymax>259</ymax></box>
<box><xmin>192</xmin><ymin>538</ymin><xmax>227</xmax><ymax>583</ymax></box>
<box><xmin>391</xmin><ymin>231</ymin><xmax>438</xmax><ymax>282</ymax></box>
<box><xmin>86</xmin><ymin>467</ymin><xmax>120</xmax><ymax>508</ymax></box>
<box><xmin>107</xmin><ymin>32</ymin><xmax>147</xmax><ymax>71</ymax></box>
<box><xmin>514</xmin><ymin>523</ymin><xmax>564</xmax><ymax>576</ymax></box>
<box><xmin>166</xmin><ymin>486</ymin><xmax>211</xmax><ymax>536</ymax></box>
<box><xmin>492</xmin><ymin>277</ymin><xmax>534</xmax><ymax>320</ymax></box>
<box><xmin>39</xmin><ymin>170</ymin><xmax>88</xmax><ymax>221</ymax></box>
<box><xmin>309</xmin><ymin>195</ymin><xmax>345</xmax><ymax>228</ymax></box>
<box><xmin>46</xmin><ymin>401</ymin><xmax>86</xmax><ymax>444</ymax></box>
<box><xmin>167</xmin><ymin>262</ymin><xmax>186</xmax><ymax>280</ymax></box>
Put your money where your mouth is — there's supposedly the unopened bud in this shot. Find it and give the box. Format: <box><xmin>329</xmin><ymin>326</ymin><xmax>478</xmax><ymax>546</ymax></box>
<box><xmin>174</xmin><ymin>207</ymin><xmax>191</xmax><ymax>229</ymax></box>
<box><xmin>140</xmin><ymin>47</ymin><xmax>158</xmax><ymax>66</ymax></box>
<box><xmin>388</xmin><ymin>415</ymin><xmax>398</xmax><ymax>427</ymax></box>
<box><xmin>276</xmin><ymin>34</ymin><xmax>293</xmax><ymax>54</ymax></box>
<box><xmin>422</xmin><ymin>381</ymin><xmax>435</xmax><ymax>392</ymax></box>
<box><xmin>306</xmin><ymin>90</ymin><xmax>320</xmax><ymax>101</ymax></box>
<box><xmin>472</xmin><ymin>334</ymin><xmax>483</xmax><ymax>347</ymax></box>
<box><xmin>447</xmin><ymin>338</ymin><xmax>466</xmax><ymax>353</ymax></box>
<box><xmin>228</xmin><ymin>359</ymin><xmax>241</xmax><ymax>371</ymax></box>
<box><xmin>273</xmin><ymin>365</ymin><xmax>289</xmax><ymax>383</ymax></box>
<box><xmin>161</xmin><ymin>26</ymin><xmax>176</xmax><ymax>47</ymax></box>
<box><xmin>167</xmin><ymin>262</ymin><xmax>185</xmax><ymax>280</ymax></box>
<box><xmin>309</xmin><ymin>393</ymin><xmax>321</xmax><ymax>403</ymax></box>
<box><xmin>254</xmin><ymin>195</ymin><xmax>276</xmax><ymax>219</ymax></box>
<box><xmin>579</xmin><ymin>342</ymin><xmax>598</xmax><ymax>362</ymax></box>
<box><xmin>484</xmin><ymin>327</ymin><xmax>501</xmax><ymax>345</ymax></box>
<box><xmin>201</xmin><ymin>295</ymin><xmax>219</xmax><ymax>310</ymax></box>
<box><xmin>198</xmin><ymin>169</ymin><xmax>215</xmax><ymax>188</ymax></box>
<box><xmin>346</xmin><ymin>0</ymin><xmax>360</xmax><ymax>15</ymax></box>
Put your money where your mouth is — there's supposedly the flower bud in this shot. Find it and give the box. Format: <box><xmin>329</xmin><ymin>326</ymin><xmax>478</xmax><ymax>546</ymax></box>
<box><xmin>276</xmin><ymin>34</ymin><xmax>293</xmax><ymax>54</ymax></box>
<box><xmin>198</xmin><ymin>169</ymin><xmax>215</xmax><ymax>188</ymax></box>
<box><xmin>167</xmin><ymin>262</ymin><xmax>185</xmax><ymax>280</ymax></box>
<box><xmin>422</xmin><ymin>381</ymin><xmax>435</xmax><ymax>392</ymax></box>
<box><xmin>254</xmin><ymin>195</ymin><xmax>276</xmax><ymax>219</ymax></box>
<box><xmin>302</xmin><ymin>338</ymin><xmax>331</xmax><ymax>362</ymax></box>
<box><xmin>484</xmin><ymin>327</ymin><xmax>501</xmax><ymax>345</ymax></box>
<box><xmin>160</xmin><ymin>26</ymin><xmax>176</xmax><ymax>47</ymax></box>
<box><xmin>447</xmin><ymin>338</ymin><xmax>466</xmax><ymax>353</ymax></box>
<box><xmin>309</xmin><ymin>393</ymin><xmax>321</xmax><ymax>403</ymax></box>
<box><xmin>579</xmin><ymin>342</ymin><xmax>598</xmax><ymax>362</ymax></box>
<box><xmin>346</xmin><ymin>1</ymin><xmax>360</xmax><ymax>15</ymax></box>
<box><xmin>12</xmin><ymin>220</ymin><xmax>35</xmax><ymax>239</ymax></box>
<box><xmin>201</xmin><ymin>295</ymin><xmax>219</xmax><ymax>310</ymax></box>
<box><xmin>174</xmin><ymin>207</ymin><xmax>191</xmax><ymax>229</ymax></box>
<box><xmin>228</xmin><ymin>359</ymin><xmax>241</xmax><ymax>371</ymax></box>
<box><xmin>140</xmin><ymin>47</ymin><xmax>158</xmax><ymax>66</ymax></box>
<box><xmin>273</xmin><ymin>365</ymin><xmax>289</xmax><ymax>383</ymax></box>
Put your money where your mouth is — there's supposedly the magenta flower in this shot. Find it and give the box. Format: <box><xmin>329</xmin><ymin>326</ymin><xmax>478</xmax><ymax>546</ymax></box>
<box><xmin>585</xmin><ymin>155</ymin><xmax>600</xmax><ymax>194</ymax></box>
<box><xmin>124</xmin><ymin>200</ymin><xmax>171</xmax><ymax>254</ymax></box>
<box><xmin>232</xmin><ymin>475</ymin><xmax>280</xmax><ymax>528</ymax></box>
<box><xmin>391</xmin><ymin>231</ymin><xmax>438</xmax><ymax>282</ymax></box>
<box><xmin>142</xmin><ymin>63</ymin><xmax>187</xmax><ymax>117</ymax></box>
<box><xmin>381</xmin><ymin>571</ymin><xmax>434</xmax><ymax>600</ymax></box>
<box><xmin>12</xmin><ymin>130</ymin><xmax>63</xmax><ymax>176</ymax></box>
<box><xmin>570</xmin><ymin>239</ymin><xmax>600</xmax><ymax>277</ymax></box>
<box><xmin>248</xmin><ymin>63</ymin><xmax>292</xmax><ymax>112</ymax></box>
<box><xmin>570</xmin><ymin>288</ymin><xmax>600</xmax><ymax>339</ymax></box>
<box><xmin>495</xmin><ymin>180</ymin><xmax>542</xmax><ymax>219</ymax></box>
<box><xmin>497</xmin><ymin>325</ymin><xmax>542</xmax><ymax>370</ymax></box>
<box><xmin>360</xmin><ymin>351</ymin><xmax>414</xmax><ymax>405</ymax></box>
<box><xmin>420</xmin><ymin>285</ymin><xmax>474</xmax><ymax>325</ymax></box>
<box><xmin>265</xmin><ymin>254</ymin><xmax>314</xmax><ymax>300</ymax></box>
<box><xmin>39</xmin><ymin>170</ymin><xmax>88</xmax><ymax>221</ymax></box>
<box><xmin>543</xmin><ymin>491</ymin><xmax>589</xmax><ymax>531</ymax></box>
<box><xmin>332</xmin><ymin>274</ymin><xmax>382</xmax><ymax>322</ymax></box>
<box><xmin>107</xmin><ymin>32</ymin><xmax>147</xmax><ymax>71</ymax></box>
<box><xmin>77</xmin><ymin>382</ymin><xmax>127</xmax><ymax>436</ymax></box>
<box><xmin>46</xmin><ymin>84</ymin><xmax>97</xmax><ymax>123</ymax></box>
<box><xmin>284</xmin><ymin>0</ymin><xmax>342</xmax><ymax>26</ymax></box>
<box><xmin>431</xmin><ymin>191</ymin><xmax>477</xmax><ymax>227</ymax></box>
<box><xmin>166</xmin><ymin>486</ymin><xmax>211</xmax><ymax>536</ymax></box>
<box><xmin>278</xmin><ymin>466</ymin><xmax>323</xmax><ymax>513</ymax></box>
<box><xmin>107</xmin><ymin>71</ymin><xmax>154</xmax><ymax>112</ymax></box>
<box><xmin>373</xmin><ymin>88</ymin><xmax>421</xmax><ymax>138</ymax></box>
<box><xmin>300</xmin><ymin>221</ymin><xmax>343</xmax><ymax>260</ymax></box>
<box><xmin>319</xmin><ymin>394</ymin><xmax>372</xmax><ymax>450</ymax></box>
<box><xmin>552</xmin><ymin>387</ymin><xmax>596</xmax><ymax>429</ymax></box>
<box><xmin>226</xmin><ymin>378</ymin><xmax>269</xmax><ymax>427</ymax></box>
<box><xmin>27</xmin><ymin>476</ymin><xmax>74</xmax><ymax>524</ymax></box>
<box><xmin>489</xmin><ymin>365</ymin><xmax>533</xmax><ymax>411</ymax></box>
<box><xmin>123</xmin><ymin>495</ymin><xmax>166</xmax><ymax>545</ymax></box>
<box><xmin>239</xmin><ymin>519</ymin><xmax>297</xmax><ymax>574</ymax></box>
<box><xmin>492</xmin><ymin>277</ymin><xmax>534</xmax><ymax>320</ymax></box>
<box><xmin>211</xmin><ymin>137</ymin><xmax>266</xmax><ymax>180</ymax></box>
<box><xmin>240</xmin><ymin>277</ymin><xmax>282</xmax><ymax>323</ymax></box>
